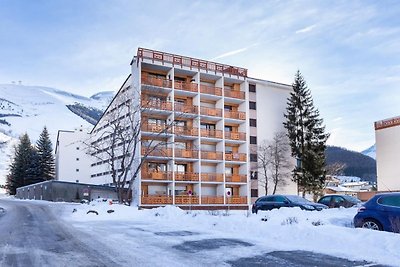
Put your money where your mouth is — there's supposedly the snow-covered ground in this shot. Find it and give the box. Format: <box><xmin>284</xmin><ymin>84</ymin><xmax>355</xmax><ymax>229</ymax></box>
<box><xmin>59</xmin><ymin>200</ymin><xmax>400</xmax><ymax>266</ymax></box>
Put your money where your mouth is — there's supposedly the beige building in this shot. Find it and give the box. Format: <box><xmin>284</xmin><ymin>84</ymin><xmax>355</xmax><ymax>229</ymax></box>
<box><xmin>375</xmin><ymin>116</ymin><xmax>400</xmax><ymax>191</ymax></box>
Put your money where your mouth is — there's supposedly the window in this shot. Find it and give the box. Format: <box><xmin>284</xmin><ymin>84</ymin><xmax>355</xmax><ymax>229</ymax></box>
<box><xmin>251</xmin><ymin>189</ymin><xmax>258</xmax><ymax>197</ymax></box>
<box><xmin>224</xmin><ymin>105</ymin><xmax>233</xmax><ymax>111</ymax></box>
<box><xmin>148</xmin><ymin>162</ymin><xmax>167</xmax><ymax>172</ymax></box>
<box><xmin>273</xmin><ymin>196</ymin><xmax>287</xmax><ymax>203</ymax></box>
<box><xmin>249</xmin><ymin>101</ymin><xmax>256</xmax><ymax>110</ymax></box>
<box><xmin>250</xmin><ymin>153</ymin><xmax>257</xmax><ymax>162</ymax></box>
<box><xmin>175</xmin><ymin>164</ymin><xmax>187</xmax><ymax>172</ymax></box>
<box><xmin>225</xmin><ymin>167</ymin><xmax>233</xmax><ymax>175</ymax></box>
<box><xmin>224</xmin><ymin>125</ymin><xmax>232</xmax><ymax>132</ymax></box>
<box><xmin>250</xmin><ymin>119</ymin><xmax>257</xmax><ymax>127</ymax></box>
<box><xmin>249</xmin><ymin>84</ymin><xmax>256</xmax><ymax>92</ymax></box>
<box><xmin>200</xmin><ymin>123</ymin><xmax>216</xmax><ymax>130</ymax></box>
<box><xmin>250</xmin><ymin>171</ymin><xmax>258</xmax><ymax>180</ymax></box>
<box><xmin>250</xmin><ymin>136</ymin><xmax>257</xmax><ymax>144</ymax></box>
<box><xmin>378</xmin><ymin>196</ymin><xmax>400</xmax><ymax>207</ymax></box>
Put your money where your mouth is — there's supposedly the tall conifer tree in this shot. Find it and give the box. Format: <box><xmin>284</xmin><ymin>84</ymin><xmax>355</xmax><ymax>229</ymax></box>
<box><xmin>284</xmin><ymin>71</ymin><xmax>329</xmax><ymax>196</ymax></box>
<box><xmin>36</xmin><ymin>126</ymin><xmax>55</xmax><ymax>180</ymax></box>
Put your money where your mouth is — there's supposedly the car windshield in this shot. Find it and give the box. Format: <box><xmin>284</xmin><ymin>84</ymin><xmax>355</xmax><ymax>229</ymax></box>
<box><xmin>342</xmin><ymin>195</ymin><xmax>361</xmax><ymax>203</ymax></box>
<box><xmin>285</xmin><ymin>195</ymin><xmax>311</xmax><ymax>203</ymax></box>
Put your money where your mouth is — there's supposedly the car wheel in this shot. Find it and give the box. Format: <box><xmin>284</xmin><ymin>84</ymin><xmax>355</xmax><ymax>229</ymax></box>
<box><xmin>362</xmin><ymin>219</ymin><xmax>382</xmax><ymax>231</ymax></box>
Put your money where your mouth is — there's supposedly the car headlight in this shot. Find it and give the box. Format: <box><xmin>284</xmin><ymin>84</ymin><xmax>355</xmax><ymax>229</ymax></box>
<box><xmin>302</xmin><ymin>204</ymin><xmax>315</xmax><ymax>210</ymax></box>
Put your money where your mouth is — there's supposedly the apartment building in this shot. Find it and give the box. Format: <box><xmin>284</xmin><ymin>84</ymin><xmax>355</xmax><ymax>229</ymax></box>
<box><xmin>89</xmin><ymin>48</ymin><xmax>297</xmax><ymax>209</ymax></box>
<box><xmin>375</xmin><ymin>116</ymin><xmax>400</xmax><ymax>191</ymax></box>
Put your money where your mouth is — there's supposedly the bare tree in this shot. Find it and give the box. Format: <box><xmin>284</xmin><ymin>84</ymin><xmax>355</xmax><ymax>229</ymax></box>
<box><xmin>325</xmin><ymin>162</ymin><xmax>346</xmax><ymax>176</ymax></box>
<box><xmin>258</xmin><ymin>132</ymin><xmax>292</xmax><ymax>195</ymax></box>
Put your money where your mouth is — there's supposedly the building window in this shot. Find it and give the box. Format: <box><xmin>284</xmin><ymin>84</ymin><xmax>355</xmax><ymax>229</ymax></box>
<box><xmin>249</xmin><ymin>84</ymin><xmax>256</xmax><ymax>93</ymax></box>
<box><xmin>250</xmin><ymin>119</ymin><xmax>257</xmax><ymax>127</ymax></box>
<box><xmin>250</xmin><ymin>153</ymin><xmax>258</xmax><ymax>162</ymax></box>
<box><xmin>249</xmin><ymin>101</ymin><xmax>256</xmax><ymax>110</ymax></box>
<box><xmin>250</xmin><ymin>136</ymin><xmax>257</xmax><ymax>144</ymax></box>
<box><xmin>251</xmin><ymin>189</ymin><xmax>258</xmax><ymax>197</ymax></box>
<box><xmin>251</xmin><ymin>171</ymin><xmax>258</xmax><ymax>180</ymax></box>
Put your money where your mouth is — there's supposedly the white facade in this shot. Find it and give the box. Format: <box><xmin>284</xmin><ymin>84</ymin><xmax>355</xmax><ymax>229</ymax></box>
<box><xmin>375</xmin><ymin>116</ymin><xmax>400</xmax><ymax>191</ymax></box>
<box><xmin>55</xmin><ymin>127</ymin><xmax>92</xmax><ymax>184</ymax></box>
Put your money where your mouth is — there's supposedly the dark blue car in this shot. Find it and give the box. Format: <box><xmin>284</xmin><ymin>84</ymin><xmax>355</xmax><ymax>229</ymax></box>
<box><xmin>252</xmin><ymin>194</ymin><xmax>327</xmax><ymax>213</ymax></box>
<box><xmin>353</xmin><ymin>193</ymin><xmax>400</xmax><ymax>233</ymax></box>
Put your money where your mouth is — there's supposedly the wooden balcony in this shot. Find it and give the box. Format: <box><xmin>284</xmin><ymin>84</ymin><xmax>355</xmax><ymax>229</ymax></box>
<box><xmin>141</xmin><ymin>123</ymin><xmax>172</xmax><ymax>134</ymax></box>
<box><xmin>201</xmin><ymin>151</ymin><xmax>223</xmax><ymax>160</ymax></box>
<box><xmin>201</xmin><ymin>173</ymin><xmax>224</xmax><ymax>182</ymax></box>
<box><xmin>201</xmin><ymin>196</ymin><xmax>224</xmax><ymax>204</ymax></box>
<box><xmin>224</xmin><ymin>110</ymin><xmax>246</xmax><ymax>120</ymax></box>
<box><xmin>200</xmin><ymin>129</ymin><xmax>223</xmax><ymax>139</ymax></box>
<box><xmin>174</xmin><ymin>126</ymin><xmax>199</xmax><ymax>137</ymax></box>
<box><xmin>174</xmin><ymin>80</ymin><xmax>198</xmax><ymax>92</ymax></box>
<box><xmin>200</xmin><ymin>84</ymin><xmax>222</xmax><ymax>96</ymax></box>
<box><xmin>224</xmin><ymin>89</ymin><xmax>245</xmax><ymax>99</ymax></box>
<box><xmin>225</xmin><ymin>174</ymin><xmax>247</xmax><ymax>183</ymax></box>
<box><xmin>200</xmin><ymin>106</ymin><xmax>222</xmax><ymax>117</ymax></box>
<box><xmin>174</xmin><ymin>103</ymin><xmax>198</xmax><ymax>114</ymax></box>
<box><xmin>175</xmin><ymin>172</ymin><xmax>199</xmax><ymax>181</ymax></box>
<box><xmin>141</xmin><ymin>147</ymin><xmax>173</xmax><ymax>157</ymax></box>
<box><xmin>141</xmin><ymin>75</ymin><xmax>172</xmax><ymax>89</ymax></box>
<box><xmin>226</xmin><ymin>196</ymin><xmax>247</xmax><ymax>204</ymax></box>
<box><xmin>224</xmin><ymin>131</ymin><xmax>246</xmax><ymax>141</ymax></box>
<box><xmin>141</xmin><ymin>100</ymin><xmax>173</xmax><ymax>111</ymax></box>
<box><xmin>142</xmin><ymin>171</ymin><xmax>173</xmax><ymax>181</ymax></box>
<box><xmin>175</xmin><ymin>195</ymin><xmax>199</xmax><ymax>205</ymax></box>
<box><xmin>225</xmin><ymin>152</ymin><xmax>247</xmax><ymax>162</ymax></box>
<box><xmin>141</xmin><ymin>195</ymin><xmax>173</xmax><ymax>205</ymax></box>
<box><xmin>175</xmin><ymin>149</ymin><xmax>199</xmax><ymax>158</ymax></box>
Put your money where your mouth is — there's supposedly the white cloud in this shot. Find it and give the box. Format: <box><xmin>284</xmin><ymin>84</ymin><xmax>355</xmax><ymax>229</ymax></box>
<box><xmin>295</xmin><ymin>24</ymin><xmax>316</xmax><ymax>34</ymax></box>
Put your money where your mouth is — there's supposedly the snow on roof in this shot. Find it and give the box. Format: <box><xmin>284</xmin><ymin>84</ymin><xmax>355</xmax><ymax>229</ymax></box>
<box><xmin>326</xmin><ymin>185</ymin><xmax>356</xmax><ymax>192</ymax></box>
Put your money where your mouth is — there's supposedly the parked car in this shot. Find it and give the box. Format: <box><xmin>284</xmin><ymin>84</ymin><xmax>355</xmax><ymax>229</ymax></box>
<box><xmin>318</xmin><ymin>194</ymin><xmax>362</xmax><ymax>208</ymax></box>
<box><xmin>252</xmin><ymin>195</ymin><xmax>327</xmax><ymax>213</ymax></box>
<box><xmin>353</xmin><ymin>192</ymin><xmax>400</xmax><ymax>233</ymax></box>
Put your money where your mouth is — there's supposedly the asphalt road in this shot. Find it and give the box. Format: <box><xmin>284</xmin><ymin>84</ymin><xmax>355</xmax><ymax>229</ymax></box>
<box><xmin>0</xmin><ymin>199</ymin><xmax>127</xmax><ymax>267</ymax></box>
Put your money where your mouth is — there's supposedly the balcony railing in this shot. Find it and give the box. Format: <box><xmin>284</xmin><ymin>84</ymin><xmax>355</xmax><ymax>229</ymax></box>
<box><xmin>141</xmin><ymin>195</ymin><xmax>173</xmax><ymax>205</ymax></box>
<box><xmin>175</xmin><ymin>149</ymin><xmax>199</xmax><ymax>158</ymax></box>
<box><xmin>175</xmin><ymin>195</ymin><xmax>199</xmax><ymax>205</ymax></box>
<box><xmin>200</xmin><ymin>84</ymin><xmax>222</xmax><ymax>96</ymax></box>
<box><xmin>141</xmin><ymin>123</ymin><xmax>172</xmax><ymax>134</ymax></box>
<box><xmin>200</xmin><ymin>106</ymin><xmax>222</xmax><ymax>117</ymax></box>
<box><xmin>225</xmin><ymin>174</ymin><xmax>247</xmax><ymax>183</ymax></box>
<box><xmin>225</xmin><ymin>152</ymin><xmax>247</xmax><ymax>162</ymax></box>
<box><xmin>224</xmin><ymin>110</ymin><xmax>246</xmax><ymax>120</ymax></box>
<box><xmin>142</xmin><ymin>171</ymin><xmax>173</xmax><ymax>181</ymax></box>
<box><xmin>174</xmin><ymin>80</ymin><xmax>198</xmax><ymax>92</ymax></box>
<box><xmin>201</xmin><ymin>151</ymin><xmax>223</xmax><ymax>160</ymax></box>
<box><xmin>141</xmin><ymin>100</ymin><xmax>173</xmax><ymax>111</ymax></box>
<box><xmin>174</xmin><ymin>103</ymin><xmax>198</xmax><ymax>114</ymax></box>
<box><xmin>224</xmin><ymin>131</ymin><xmax>246</xmax><ymax>141</ymax></box>
<box><xmin>226</xmin><ymin>196</ymin><xmax>248</xmax><ymax>204</ymax></box>
<box><xmin>201</xmin><ymin>173</ymin><xmax>224</xmax><ymax>182</ymax></box>
<box><xmin>174</xmin><ymin>126</ymin><xmax>199</xmax><ymax>137</ymax></box>
<box><xmin>141</xmin><ymin>147</ymin><xmax>173</xmax><ymax>157</ymax></box>
<box><xmin>201</xmin><ymin>196</ymin><xmax>224</xmax><ymax>204</ymax></box>
<box><xmin>141</xmin><ymin>75</ymin><xmax>172</xmax><ymax>88</ymax></box>
<box><xmin>175</xmin><ymin>172</ymin><xmax>199</xmax><ymax>181</ymax></box>
<box><xmin>224</xmin><ymin>89</ymin><xmax>245</xmax><ymax>99</ymax></box>
<box><xmin>200</xmin><ymin>129</ymin><xmax>223</xmax><ymax>139</ymax></box>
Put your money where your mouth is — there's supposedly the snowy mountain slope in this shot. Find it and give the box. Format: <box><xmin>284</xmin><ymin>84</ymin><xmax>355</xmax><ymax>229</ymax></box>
<box><xmin>361</xmin><ymin>144</ymin><xmax>376</xmax><ymax>159</ymax></box>
<box><xmin>0</xmin><ymin>84</ymin><xmax>113</xmax><ymax>186</ymax></box>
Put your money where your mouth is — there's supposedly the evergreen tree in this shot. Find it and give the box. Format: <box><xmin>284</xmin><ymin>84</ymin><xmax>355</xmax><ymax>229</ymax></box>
<box><xmin>284</xmin><ymin>71</ymin><xmax>329</xmax><ymax>196</ymax></box>
<box><xmin>36</xmin><ymin>126</ymin><xmax>55</xmax><ymax>180</ymax></box>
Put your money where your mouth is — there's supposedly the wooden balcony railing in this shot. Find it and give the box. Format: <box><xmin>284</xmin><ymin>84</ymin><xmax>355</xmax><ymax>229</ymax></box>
<box><xmin>224</xmin><ymin>110</ymin><xmax>246</xmax><ymax>120</ymax></box>
<box><xmin>201</xmin><ymin>173</ymin><xmax>224</xmax><ymax>182</ymax></box>
<box><xmin>142</xmin><ymin>171</ymin><xmax>173</xmax><ymax>181</ymax></box>
<box><xmin>200</xmin><ymin>106</ymin><xmax>222</xmax><ymax>117</ymax></box>
<box><xmin>175</xmin><ymin>195</ymin><xmax>199</xmax><ymax>205</ymax></box>
<box><xmin>200</xmin><ymin>129</ymin><xmax>223</xmax><ymax>139</ymax></box>
<box><xmin>175</xmin><ymin>149</ymin><xmax>199</xmax><ymax>158</ymax></box>
<box><xmin>201</xmin><ymin>151</ymin><xmax>223</xmax><ymax>160</ymax></box>
<box><xmin>226</xmin><ymin>196</ymin><xmax>248</xmax><ymax>204</ymax></box>
<box><xmin>201</xmin><ymin>196</ymin><xmax>224</xmax><ymax>204</ymax></box>
<box><xmin>225</xmin><ymin>152</ymin><xmax>247</xmax><ymax>162</ymax></box>
<box><xmin>200</xmin><ymin>84</ymin><xmax>222</xmax><ymax>96</ymax></box>
<box><xmin>224</xmin><ymin>89</ymin><xmax>245</xmax><ymax>99</ymax></box>
<box><xmin>174</xmin><ymin>103</ymin><xmax>198</xmax><ymax>114</ymax></box>
<box><xmin>141</xmin><ymin>75</ymin><xmax>172</xmax><ymax>88</ymax></box>
<box><xmin>141</xmin><ymin>195</ymin><xmax>173</xmax><ymax>205</ymax></box>
<box><xmin>174</xmin><ymin>126</ymin><xmax>199</xmax><ymax>136</ymax></box>
<box><xmin>175</xmin><ymin>172</ymin><xmax>199</xmax><ymax>181</ymax></box>
<box><xmin>141</xmin><ymin>123</ymin><xmax>172</xmax><ymax>134</ymax></box>
<box><xmin>141</xmin><ymin>147</ymin><xmax>173</xmax><ymax>157</ymax></box>
<box><xmin>141</xmin><ymin>100</ymin><xmax>173</xmax><ymax>111</ymax></box>
<box><xmin>224</xmin><ymin>131</ymin><xmax>246</xmax><ymax>141</ymax></box>
<box><xmin>225</xmin><ymin>174</ymin><xmax>247</xmax><ymax>183</ymax></box>
<box><xmin>174</xmin><ymin>80</ymin><xmax>198</xmax><ymax>92</ymax></box>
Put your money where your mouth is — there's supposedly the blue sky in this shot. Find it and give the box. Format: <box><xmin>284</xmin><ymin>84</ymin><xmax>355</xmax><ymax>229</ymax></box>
<box><xmin>1</xmin><ymin>0</ymin><xmax>399</xmax><ymax>152</ymax></box>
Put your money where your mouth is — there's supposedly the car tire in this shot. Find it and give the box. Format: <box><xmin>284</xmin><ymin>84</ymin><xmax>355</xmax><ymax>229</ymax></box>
<box><xmin>253</xmin><ymin>208</ymin><xmax>258</xmax><ymax>214</ymax></box>
<box><xmin>361</xmin><ymin>219</ymin><xmax>383</xmax><ymax>231</ymax></box>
